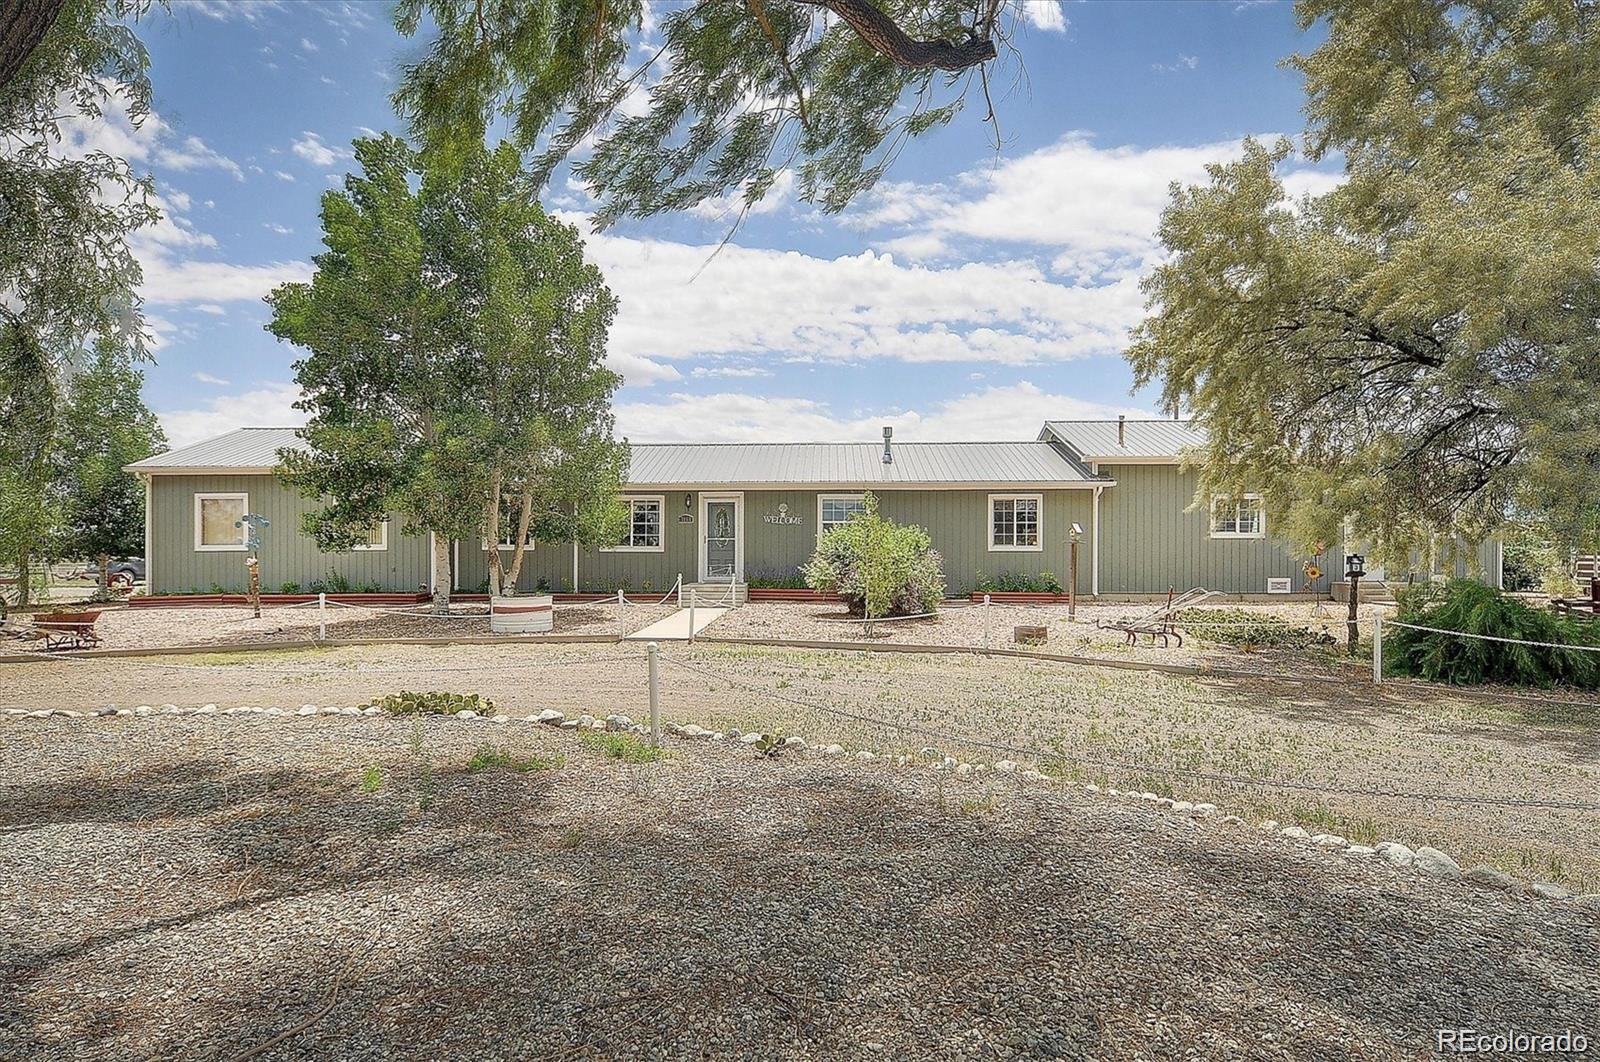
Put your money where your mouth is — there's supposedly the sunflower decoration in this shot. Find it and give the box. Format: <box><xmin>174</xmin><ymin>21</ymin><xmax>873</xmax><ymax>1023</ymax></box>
<box><xmin>1302</xmin><ymin>541</ymin><xmax>1327</xmax><ymax>592</ymax></box>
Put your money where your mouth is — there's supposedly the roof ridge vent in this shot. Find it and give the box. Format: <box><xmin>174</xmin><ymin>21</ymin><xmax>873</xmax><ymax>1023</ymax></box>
<box><xmin>882</xmin><ymin>425</ymin><xmax>893</xmax><ymax>464</ymax></box>
<box><xmin>1118</xmin><ymin>415</ymin><xmax>1126</xmax><ymax>447</ymax></box>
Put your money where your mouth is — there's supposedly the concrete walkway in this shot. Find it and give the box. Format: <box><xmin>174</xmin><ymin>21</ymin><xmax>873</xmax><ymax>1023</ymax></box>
<box><xmin>625</xmin><ymin>607</ymin><xmax>728</xmax><ymax>642</ymax></box>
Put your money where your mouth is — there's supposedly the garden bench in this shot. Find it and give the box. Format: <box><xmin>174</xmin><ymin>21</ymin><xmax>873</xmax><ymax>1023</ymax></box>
<box><xmin>31</xmin><ymin>610</ymin><xmax>104</xmax><ymax>651</ymax></box>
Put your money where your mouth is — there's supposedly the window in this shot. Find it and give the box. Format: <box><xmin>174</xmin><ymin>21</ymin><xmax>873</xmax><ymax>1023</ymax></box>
<box><xmin>606</xmin><ymin>496</ymin><xmax>665</xmax><ymax>552</ymax></box>
<box><xmin>194</xmin><ymin>493</ymin><xmax>248</xmax><ymax>551</ymax></box>
<box><xmin>351</xmin><ymin>519</ymin><xmax>388</xmax><ymax>551</ymax></box>
<box><xmin>1211</xmin><ymin>495</ymin><xmax>1266</xmax><ymax>539</ymax></box>
<box><xmin>989</xmin><ymin>494</ymin><xmax>1042</xmax><ymax>552</ymax></box>
<box><xmin>818</xmin><ymin>494</ymin><xmax>867</xmax><ymax>534</ymax></box>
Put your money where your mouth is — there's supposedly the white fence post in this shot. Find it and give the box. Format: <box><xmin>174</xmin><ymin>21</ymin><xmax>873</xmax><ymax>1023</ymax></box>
<box><xmin>1372</xmin><ymin>611</ymin><xmax>1383</xmax><ymax>686</ymax></box>
<box><xmin>318</xmin><ymin>591</ymin><xmax>326</xmax><ymax>641</ymax></box>
<box><xmin>616</xmin><ymin>590</ymin><xmax>625</xmax><ymax>639</ymax></box>
<box><xmin>688</xmin><ymin>588</ymin><xmax>696</xmax><ymax>644</ymax></box>
<box><xmin>983</xmin><ymin>593</ymin><xmax>991</xmax><ymax>653</ymax></box>
<box><xmin>647</xmin><ymin>641</ymin><xmax>661</xmax><ymax>746</ymax></box>
<box><xmin>676</xmin><ymin>573</ymin><xmax>683</xmax><ymax>607</ymax></box>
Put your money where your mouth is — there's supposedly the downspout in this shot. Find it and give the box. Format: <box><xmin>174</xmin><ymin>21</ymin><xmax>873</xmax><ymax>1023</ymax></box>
<box><xmin>1091</xmin><ymin>483</ymin><xmax>1102</xmax><ymax>597</ymax></box>
<box><xmin>142</xmin><ymin>473</ymin><xmax>152</xmax><ymax>594</ymax></box>
<box><xmin>572</xmin><ymin>501</ymin><xmax>580</xmax><ymax>593</ymax></box>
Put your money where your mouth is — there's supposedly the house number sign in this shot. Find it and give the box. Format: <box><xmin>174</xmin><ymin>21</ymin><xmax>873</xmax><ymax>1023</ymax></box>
<box><xmin>763</xmin><ymin>503</ymin><xmax>802</xmax><ymax>526</ymax></box>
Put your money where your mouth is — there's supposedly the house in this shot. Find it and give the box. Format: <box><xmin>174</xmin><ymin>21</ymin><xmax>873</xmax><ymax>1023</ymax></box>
<box><xmin>126</xmin><ymin>418</ymin><xmax>1495</xmax><ymax>599</ymax></box>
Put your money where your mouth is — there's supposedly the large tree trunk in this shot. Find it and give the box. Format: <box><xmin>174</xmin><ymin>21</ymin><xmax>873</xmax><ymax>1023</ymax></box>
<box><xmin>798</xmin><ymin>0</ymin><xmax>996</xmax><ymax>70</ymax></box>
<box><xmin>97</xmin><ymin>551</ymin><xmax>110</xmax><ymax>601</ymax></box>
<box><xmin>0</xmin><ymin>0</ymin><xmax>67</xmax><ymax>90</ymax></box>
<box><xmin>485</xmin><ymin>471</ymin><xmax>503</xmax><ymax>598</ymax></box>
<box><xmin>431</xmin><ymin>534</ymin><xmax>453</xmax><ymax>614</ymax></box>
<box><xmin>502</xmin><ymin>487</ymin><xmax>535</xmax><ymax>595</ymax></box>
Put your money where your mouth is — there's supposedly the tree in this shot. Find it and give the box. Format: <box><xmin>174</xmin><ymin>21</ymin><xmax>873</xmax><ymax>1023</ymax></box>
<box><xmin>802</xmin><ymin>492</ymin><xmax>944</xmax><ymax>617</ymax></box>
<box><xmin>57</xmin><ymin>343</ymin><xmax>167</xmax><ymax>599</ymax></box>
<box><xmin>392</xmin><ymin>0</ymin><xmax>1027</xmax><ymax>228</ymax></box>
<box><xmin>267</xmin><ymin>136</ymin><xmax>629</xmax><ymax>611</ymax></box>
<box><xmin>1</xmin><ymin>0</ymin><xmax>159</xmax><ymax>605</ymax></box>
<box><xmin>1128</xmin><ymin>0</ymin><xmax>1600</xmax><ymax>567</ymax></box>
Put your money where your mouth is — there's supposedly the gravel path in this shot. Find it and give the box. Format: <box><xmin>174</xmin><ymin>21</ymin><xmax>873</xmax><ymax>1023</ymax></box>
<box><xmin>1</xmin><ymin>713</ymin><xmax>1595</xmax><ymax>1060</ymax></box>
<box><xmin>5</xmin><ymin>600</ymin><xmax>678</xmax><ymax>652</ymax></box>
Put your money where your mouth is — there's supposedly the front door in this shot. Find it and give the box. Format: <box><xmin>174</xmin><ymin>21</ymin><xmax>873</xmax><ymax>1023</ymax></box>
<box><xmin>701</xmin><ymin>496</ymin><xmax>740</xmax><ymax>582</ymax></box>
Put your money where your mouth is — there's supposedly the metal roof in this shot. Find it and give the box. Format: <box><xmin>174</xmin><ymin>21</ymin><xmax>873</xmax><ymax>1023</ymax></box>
<box><xmin>126</xmin><ymin>427</ymin><xmax>304</xmax><ymax>471</ymax></box>
<box><xmin>1040</xmin><ymin>419</ymin><xmax>1208</xmax><ymax>461</ymax></box>
<box><xmin>128</xmin><ymin>428</ymin><xmax>1106</xmax><ymax>486</ymax></box>
<box><xmin>627</xmin><ymin>441</ymin><xmax>1103</xmax><ymax>486</ymax></box>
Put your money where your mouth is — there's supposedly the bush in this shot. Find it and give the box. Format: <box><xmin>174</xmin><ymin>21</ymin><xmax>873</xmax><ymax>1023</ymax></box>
<box><xmin>278</xmin><ymin>581</ymin><xmax>301</xmax><ymax>594</ymax></box>
<box><xmin>581</xmin><ymin>731</ymin><xmax>664</xmax><ymax>763</ymax></box>
<box><xmin>369</xmin><ymin>690</ymin><xmax>498</xmax><ymax>715</ymax></box>
<box><xmin>1177</xmin><ymin>608</ymin><xmax>1334</xmax><ymax>650</ymax></box>
<box><xmin>1386</xmin><ymin>580</ymin><xmax>1600</xmax><ymax>688</ymax></box>
<box><xmin>745</xmin><ymin>569</ymin><xmax>808</xmax><ymax>589</ymax></box>
<box><xmin>975</xmin><ymin>570</ymin><xmax>1065</xmax><ymax>594</ymax></box>
<box><xmin>801</xmin><ymin>492</ymin><xmax>945</xmax><ymax>617</ymax></box>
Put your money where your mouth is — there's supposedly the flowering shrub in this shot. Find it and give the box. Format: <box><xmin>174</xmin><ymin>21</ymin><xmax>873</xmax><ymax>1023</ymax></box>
<box><xmin>802</xmin><ymin>492</ymin><xmax>945</xmax><ymax>617</ymax></box>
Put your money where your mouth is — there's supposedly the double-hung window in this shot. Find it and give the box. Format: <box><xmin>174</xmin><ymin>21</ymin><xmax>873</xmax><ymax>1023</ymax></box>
<box><xmin>194</xmin><ymin>493</ymin><xmax>248</xmax><ymax>551</ymax></box>
<box><xmin>818</xmin><ymin>494</ymin><xmax>867</xmax><ymax>534</ymax></box>
<box><xmin>1210</xmin><ymin>495</ymin><xmax>1266</xmax><ymax>539</ymax></box>
<box><xmin>989</xmin><ymin>494</ymin><xmax>1042</xmax><ymax>552</ymax></box>
<box><xmin>485</xmin><ymin>497</ymin><xmax>535</xmax><ymax>551</ymax></box>
<box><xmin>608</xmin><ymin>496</ymin><xmax>664</xmax><ymax>552</ymax></box>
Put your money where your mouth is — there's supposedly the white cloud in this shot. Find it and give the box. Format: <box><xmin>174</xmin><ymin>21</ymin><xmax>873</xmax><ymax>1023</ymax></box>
<box><xmin>192</xmin><ymin>371</ymin><xmax>231</xmax><ymax>385</ymax></box>
<box><xmin>274</xmin><ymin>169</ymin><xmax>296</xmax><ymax>182</ymax></box>
<box><xmin>159</xmin><ymin>382</ymin><xmax>305</xmax><ymax>448</ymax></box>
<box><xmin>174</xmin><ymin>0</ymin><xmax>285</xmax><ymax>23</ymax></box>
<box><xmin>572</xmin><ymin>225</ymin><xmax>1145</xmax><ymax>383</ymax></box>
<box><xmin>138</xmin><ymin>256</ymin><xmax>313</xmax><ymax>306</ymax></box>
<box><xmin>690</xmin><ymin>365</ymin><xmax>771</xmax><ymax>379</ymax></box>
<box><xmin>1021</xmin><ymin>2</ymin><xmax>1067</xmax><ymax>32</ymax></box>
<box><xmin>844</xmin><ymin>133</ymin><xmax>1334</xmax><ymax>284</ymax></box>
<box><xmin>263</xmin><ymin>222</ymin><xmax>293</xmax><ymax>234</ymax></box>
<box><xmin>291</xmin><ymin>131</ymin><xmax>343</xmax><ymax>167</ymax></box>
<box><xmin>686</xmin><ymin>170</ymin><xmax>796</xmax><ymax>222</ymax></box>
<box><xmin>193</xmin><ymin>304</ymin><xmax>227</xmax><ymax>316</ymax></box>
<box><xmin>1152</xmin><ymin>55</ymin><xmax>1200</xmax><ymax>73</ymax></box>
<box><xmin>56</xmin><ymin>83</ymin><xmax>243</xmax><ymax>181</ymax></box>
<box><xmin>300</xmin><ymin>36</ymin><xmax>320</xmax><ymax>53</ymax></box>
<box><xmin>614</xmin><ymin>382</ymin><xmax>1149</xmax><ymax>444</ymax></box>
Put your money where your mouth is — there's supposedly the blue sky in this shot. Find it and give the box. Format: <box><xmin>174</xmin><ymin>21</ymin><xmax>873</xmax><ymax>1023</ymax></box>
<box><xmin>90</xmin><ymin>0</ymin><xmax>1335</xmax><ymax>447</ymax></box>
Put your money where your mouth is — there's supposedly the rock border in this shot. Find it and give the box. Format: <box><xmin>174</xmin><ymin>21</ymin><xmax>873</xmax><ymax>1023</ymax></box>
<box><xmin>3</xmin><ymin>703</ymin><xmax>1592</xmax><ymax>909</ymax></box>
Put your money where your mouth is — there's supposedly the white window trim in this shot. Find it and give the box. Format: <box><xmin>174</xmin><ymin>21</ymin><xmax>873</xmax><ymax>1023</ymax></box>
<box><xmin>193</xmin><ymin>492</ymin><xmax>249</xmax><ymax>552</ymax></box>
<box><xmin>351</xmin><ymin>518</ymin><xmax>389</xmax><ymax>552</ymax></box>
<box><xmin>988</xmin><ymin>493</ymin><xmax>1044</xmax><ymax>553</ymax></box>
<box><xmin>1209</xmin><ymin>493</ymin><xmax>1267</xmax><ymax>540</ymax></box>
<box><xmin>603</xmin><ymin>495</ymin><xmax>667</xmax><ymax>553</ymax></box>
<box><xmin>816</xmin><ymin>492</ymin><xmax>866</xmax><ymax>535</ymax></box>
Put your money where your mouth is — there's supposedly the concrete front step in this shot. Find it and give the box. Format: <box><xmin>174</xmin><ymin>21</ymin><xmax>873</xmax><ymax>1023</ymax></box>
<box><xmin>683</xmin><ymin>582</ymin><xmax>747</xmax><ymax>607</ymax></box>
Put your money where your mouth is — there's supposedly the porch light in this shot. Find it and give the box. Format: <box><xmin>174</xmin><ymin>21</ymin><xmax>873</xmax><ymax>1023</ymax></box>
<box><xmin>685</xmin><ymin>492</ymin><xmax>693</xmax><ymax>511</ymax></box>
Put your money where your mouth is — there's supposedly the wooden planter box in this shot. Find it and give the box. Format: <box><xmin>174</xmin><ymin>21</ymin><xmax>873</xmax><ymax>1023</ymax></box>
<box><xmin>968</xmin><ymin>592</ymin><xmax>1076</xmax><ymax>606</ymax></box>
<box><xmin>747</xmin><ymin>588</ymin><xmax>841</xmax><ymax>603</ymax></box>
<box><xmin>130</xmin><ymin>592</ymin><xmax>429</xmax><ymax>609</ymax></box>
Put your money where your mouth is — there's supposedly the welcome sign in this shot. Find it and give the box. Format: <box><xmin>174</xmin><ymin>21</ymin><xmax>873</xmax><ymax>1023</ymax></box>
<box><xmin>763</xmin><ymin>503</ymin><xmax>802</xmax><ymax>526</ymax></box>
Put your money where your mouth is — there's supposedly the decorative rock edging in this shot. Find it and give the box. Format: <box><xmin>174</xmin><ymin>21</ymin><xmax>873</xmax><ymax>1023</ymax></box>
<box><xmin>5</xmin><ymin>703</ymin><xmax>1591</xmax><ymax>907</ymax></box>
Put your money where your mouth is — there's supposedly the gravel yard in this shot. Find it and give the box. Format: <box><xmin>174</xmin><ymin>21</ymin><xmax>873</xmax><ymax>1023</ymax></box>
<box><xmin>709</xmin><ymin>599</ymin><xmax>1388</xmax><ymax>677</ymax></box>
<box><xmin>4</xmin><ymin>641</ymin><xmax>1598</xmax><ymax>894</ymax></box>
<box><xmin>2</xmin><ymin>711</ymin><xmax>1596</xmax><ymax>1061</ymax></box>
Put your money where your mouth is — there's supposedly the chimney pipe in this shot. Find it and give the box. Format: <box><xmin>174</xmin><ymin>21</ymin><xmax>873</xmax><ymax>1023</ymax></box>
<box><xmin>882</xmin><ymin>425</ymin><xmax>894</xmax><ymax>464</ymax></box>
<box><xmin>1118</xmin><ymin>415</ymin><xmax>1126</xmax><ymax>447</ymax></box>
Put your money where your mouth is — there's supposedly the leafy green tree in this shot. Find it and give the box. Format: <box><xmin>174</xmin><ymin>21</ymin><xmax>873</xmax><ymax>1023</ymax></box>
<box><xmin>392</xmin><ymin>0</ymin><xmax>1024</xmax><ymax>227</ymax></box>
<box><xmin>1</xmin><ymin>0</ymin><xmax>161</xmax><ymax>605</ymax></box>
<box><xmin>1128</xmin><ymin>0</ymin><xmax>1600</xmax><ymax>567</ymax></box>
<box><xmin>57</xmin><ymin>343</ymin><xmax>167</xmax><ymax>599</ymax></box>
<box><xmin>268</xmin><ymin>136</ymin><xmax>629</xmax><ymax>610</ymax></box>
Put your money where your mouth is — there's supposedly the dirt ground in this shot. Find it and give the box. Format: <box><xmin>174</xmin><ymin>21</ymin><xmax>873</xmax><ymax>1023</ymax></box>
<box><xmin>3</xmin><ymin>712</ymin><xmax>1597</xmax><ymax>1061</ymax></box>
<box><xmin>3</xmin><ymin>640</ymin><xmax>1596</xmax><ymax>893</ymax></box>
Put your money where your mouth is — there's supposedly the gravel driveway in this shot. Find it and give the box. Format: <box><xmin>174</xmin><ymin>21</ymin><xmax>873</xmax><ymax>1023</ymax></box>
<box><xmin>2</xmin><ymin>713</ymin><xmax>1596</xmax><ymax>1060</ymax></box>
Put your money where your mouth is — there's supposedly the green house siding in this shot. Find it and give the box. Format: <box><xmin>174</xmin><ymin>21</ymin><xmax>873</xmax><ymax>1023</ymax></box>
<box><xmin>147</xmin><ymin>474</ymin><xmax>431</xmax><ymax>594</ymax></box>
<box><xmin>454</xmin><ymin>488</ymin><xmax>1095</xmax><ymax>595</ymax></box>
<box><xmin>1095</xmin><ymin>464</ymin><xmax>1334</xmax><ymax>595</ymax></box>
